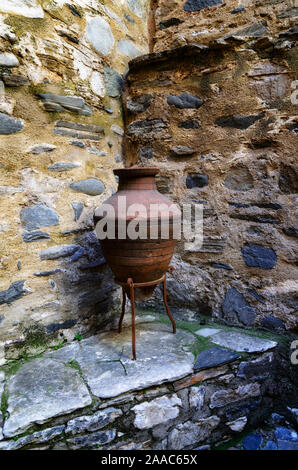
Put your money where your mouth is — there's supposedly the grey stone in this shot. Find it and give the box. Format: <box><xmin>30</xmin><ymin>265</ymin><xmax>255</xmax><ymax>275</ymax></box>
<box><xmin>279</xmin><ymin>164</ymin><xmax>298</xmax><ymax>194</ymax></box>
<box><xmin>55</xmin><ymin>120</ymin><xmax>104</xmax><ymax>134</ymax></box>
<box><xmin>194</xmin><ymin>347</ymin><xmax>239</xmax><ymax>371</ymax></box>
<box><xmin>186</xmin><ymin>173</ymin><xmax>208</xmax><ymax>188</ymax></box>
<box><xmin>184</xmin><ymin>0</ymin><xmax>221</xmax><ymax>12</ymax></box>
<box><xmin>27</xmin><ymin>143</ymin><xmax>56</xmax><ymax>154</ymax></box>
<box><xmin>0</xmin><ymin>52</ymin><xmax>19</xmax><ymax>67</ymax></box>
<box><xmin>0</xmin><ymin>280</ymin><xmax>30</xmax><ymax>305</ymax></box>
<box><xmin>117</xmin><ymin>40</ymin><xmax>142</xmax><ymax>59</ymax></box>
<box><xmin>189</xmin><ymin>386</ymin><xmax>205</xmax><ymax>409</ymax></box>
<box><xmin>86</xmin><ymin>16</ymin><xmax>114</xmax><ymax>56</ymax></box>
<box><xmin>139</xmin><ymin>146</ymin><xmax>153</xmax><ymax>160</ymax></box>
<box><xmin>45</xmin><ymin>319</ymin><xmax>76</xmax><ymax>334</ymax></box>
<box><xmin>40</xmin><ymin>244</ymin><xmax>83</xmax><ymax>260</ymax></box>
<box><xmin>69</xmin><ymin>178</ymin><xmax>105</xmax><ymax>196</ymax></box>
<box><xmin>48</xmin><ymin>161</ymin><xmax>81</xmax><ymax>172</ymax></box>
<box><xmin>66</xmin><ymin>408</ymin><xmax>122</xmax><ymax>435</ymax></box>
<box><xmin>71</xmin><ymin>140</ymin><xmax>85</xmax><ymax>148</ymax></box>
<box><xmin>261</xmin><ymin>315</ymin><xmax>285</xmax><ymax>331</ymax></box>
<box><xmin>275</xmin><ymin>426</ymin><xmax>298</xmax><ymax>441</ymax></box>
<box><xmin>124</xmin><ymin>13</ymin><xmax>135</xmax><ymax>23</ymax></box>
<box><xmin>67</xmin><ymin>429</ymin><xmax>116</xmax><ymax>449</ymax></box>
<box><xmin>211</xmin><ymin>331</ymin><xmax>277</xmax><ymax>353</ymax></box>
<box><xmin>2</xmin><ymin>73</ymin><xmax>29</xmax><ymax>86</ymax></box>
<box><xmin>234</xmin><ymin>22</ymin><xmax>268</xmax><ymax>38</ymax></box>
<box><xmin>0</xmin><ymin>425</ymin><xmax>65</xmax><ymax>450</ymax></box>
<box><xmin>277</xmin><ymin>440</ymin><xmax>298</xmax><ymax>450</ymax></box>
<box><xmin>167</xmin><ymin>92</ymin><xmax>203</xmax><ymax>109</ymax></box>
<box><xmin>127</xmin><ymin>119</ymin><xmax>167</xmax><ymax>136</ymax></box>
<box><xmin>210</xmin><ymin>383</ymin><xmax>261</xmax><ymax>409</ymax></box>
<box><xmin>211</xmin><ymin>263</ymin><xmax>233</xmax><ymax>270</ymax></box>
<box><xmin>127</xmin><ymin>93</ymin><xmax>153</xmax><ymax>114</ymax></box>
<box><xmin>104</xmin><ymin>67</ymin><xmax>123</xmax><ymax>98</ymax></box>
<box><xmin>72</xmin><ymin>202</ymin><xmax>84</xmax><ymax>221</ymax></box>
<box><xmin>178</xmin><ymin>119</ymin><xmax>200</xmax><ymax>129</ymax></box>
<box><xmin>34</xmin><ymin>269</ymin><xmax>62</xmax><ymax>277</ymax></box>
<box><xmin>22</xmin><ymin>230</ymin><xmax>50</xmax><ymax>242</ymax></box>
<box><xmin>20</xmin><ymin>203</ymin><xmax>59</xmax><ymax>230</ymax></box>
<box><xmin>168</xmin><ymin>416</ymin><xmax>220</xmax><ymax>449</ymax></box>
<box><xmin>171</xmin><ymin>146</ymin><xmax>195</xmax><ymax>156</ymax></box>
<box><xmin>216</xmin><ymin>115</ymin><xmax>262</xmax><ymax>129</ymax></box>
<box><xmin>231</xmin><ymin>6</ymin><xmax>246</xmax><ymax>14</ymax></box>
<box><xmin>127</xmin><ymin>0</ymin><xmax>145</xmax><ymax>18</ymax></box>
<box><xmin>0</xmin><ymin>112</ymin><xmax>24</xmax><ymax>134</ymax></box>
<box><xmin>237</xmin><ymin>352</ymin><xmax>274</xmax><ymax>380</ymax></box>
<box><xmin>277</xmin><ymin>8</ymin><xmax>298</xmax><ymax>18</ymax></box>
<box><xmin>195</xmin><ymin>328</ymin><xmax>221</xmax><ymax>338</ymax></box>
<box><xmin>241</xmin><ymin>244</ymin><xmax>277</xmax><ymax>269</ymax></box>
<box><xmin>87</xmin><ymin>147</ymin><xmax>106</xmax><ymax>156</ymax></box>
<box><xmin>222</xmin><ymin>287</ymin><xmax>256</xmax><ymax>326</ymax></box>
<box><xmin>159</xmin><ymin>18</ymin><xmax>184</xmax><ymax>30</ymax></box>
<box><xmin>37</xmin><ymin>93</ymin><xmax>92</xmax><ymax>116</ymax></box>
<box><xmin>111</xmin><ymin>124</ymin><xmax>124</xmax><ymax>136</ymax></box>
<box><xmin>132</xmin><ymin>394</ymin><xmax>182</xmax><ymax>429</ymax></box>
<box><xmin>3</xmin><ymin>358</ymin><xmax>91</xmax><ymax>437</ymax></box>
<box><xmin>262</xmin><ymin>440</ymin><xmax>277</xmax><ymax>450</ymax></box>
<box><xmin>283</xmin><ymin>227</ymin><xmax>298</xmax><ymax>238</ymax></box>
<box><xmin>243</xmin><ymin>433</ymin><xmax>263</xmax><ymax>450</ymax></box>
<box><xmin>44</xmin><ymin>323</ymin><xmax>196</xmax><ymax>399</ymax></box>
<box><xmin>227</xmin><ymin>416</ymin><xmax>247</xmax><ymax>432</ymax></box>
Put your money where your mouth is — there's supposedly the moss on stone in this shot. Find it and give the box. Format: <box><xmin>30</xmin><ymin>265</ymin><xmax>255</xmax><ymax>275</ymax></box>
<box><xmin>5</xmin><ymin>15</ymin><xmax>53</xmax><ymax>38</ymax></box>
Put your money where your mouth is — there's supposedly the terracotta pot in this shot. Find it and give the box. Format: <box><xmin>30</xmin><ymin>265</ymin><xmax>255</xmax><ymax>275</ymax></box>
<box><xmin>94</xmin><ymin>167</ymin><xmax>181</xmax><ymax>300</ymax></box>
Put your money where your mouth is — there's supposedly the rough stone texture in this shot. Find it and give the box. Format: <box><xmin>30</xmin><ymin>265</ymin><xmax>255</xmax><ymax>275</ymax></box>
<box><xmin>45</xmin><ymin>323</ymin><xmax>196</xmax><ymax>399</ymax></box>
<box><xmin>39</xmin><ymin>245</ymin><xmax>83</xmax><ymax>261</ymax></box>
<box><xmin>0</xmin><ymin>425</ymin><xmax>65</xmax><ymax>450</ymax></box>
<box><xmin>22</xmin><ymin>230</ymin><xmax>50</xmax><ymax>243</ymax></box>
<box><xmin>132</xmin><ymin>394</ymin><xmax>182</xmax><ymax>429</ymax></box>
<box><xmin>211</xmin><ymin>331</ymin><xmax>277</xmax><ymax>353</ymax></box>
<box><xmin>67</xmin><ymin>429</ymin><xmax>116</xmax><ymax>449</ymax></box>
<box><xmin>0</xmin><ymin>112</ymin><xmax>24</xmax><ymax>134</ymax></box>
<box><xmin>227</xmin><ymin>416</ymin><xmax>247</xmax><ymax>432</ymax></box>
<box><xmin>20</xmin><ymin>204</ymin><xmax>59</xmax><ymax>230</ymax></box>
<box><xmin>3</xmin><ymin>358</ymin><xmax>92</xmax><ymax>437</ymax></box>
<box><xmin>123</xmin><ymin>0</ymin><xmax>298</xmax><ymax>332</ymax></box>
<box><xmin>85</xmin><ymin>16</ymin><xmax>114</xmax><ymax>57</ymax></box>
<box><xmin>168</xmin><ymin>416</ymin><xmax>220</xmax><ymax>449</ymax></box>
<box><xmin>241</xmin><ymin>244</ymin><xmax>277</xmax><ymax>269</ymax></box>
<box><xmin>69</xmin><ymin>179</ymin><xmax>105</xmax><ymax>196</ymax></box>
<box><xmin>194</xmin><ymin>347</ymin><xmax>239</xmax><ymax>371</ymax></box>
<box><xmin>0</xmin><ymin>280</ymin><xmax>30</xmax><ymax>305</ymax></box>
<box><xmin>209</xmin><ymin>382</ymin><xmax>261</xmax><ymax>409</ymax></box>
<box><xmin>0</xmin><ymin>0</ymin><xmax>149</xmax><ymax>363</ymax></box>
<box><xmin>221</xmin><ymin>287</ymin><xmax>256</xmax><ymax>326</ymax></box>
<box><xmin>65</xmin><ymin>408</ymin><xmax>122</xmax><ymax>435</ymax></box>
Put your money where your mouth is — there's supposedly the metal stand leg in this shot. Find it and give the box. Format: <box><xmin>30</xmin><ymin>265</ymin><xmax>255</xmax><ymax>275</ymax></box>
<box><xmin>128</xmin><ymin>278</ymin><xmax>136</xmax><ymax>360</ymax></box>
<box><xmin>163</xmin><ymin>272</ymin><xmax>176</xmax><ymax>334</ymax></box>
<box><xmin>118</xmin><ymin>287</ymin><xmax>126</xmax><ymax>334</ymax></box>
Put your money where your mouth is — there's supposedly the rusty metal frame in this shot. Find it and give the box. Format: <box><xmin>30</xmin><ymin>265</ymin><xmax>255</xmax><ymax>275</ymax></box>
<box><xmin>114</xmin><ymin>266</ymin><xmax>176</xmax><ymax>360</ymax></box>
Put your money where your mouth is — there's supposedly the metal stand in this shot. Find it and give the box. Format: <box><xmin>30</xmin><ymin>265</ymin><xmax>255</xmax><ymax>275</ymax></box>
<box><xmin>115</xmin><ymin>266</ymin><xmax>176</xmax><ymax>360</ymax></box>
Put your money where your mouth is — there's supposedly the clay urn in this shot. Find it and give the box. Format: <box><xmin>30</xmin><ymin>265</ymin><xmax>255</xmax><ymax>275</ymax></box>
<box><xmin>94</xmin><ymin>167</ymin><xmax>181</xmax><ymax>300</ymax></box>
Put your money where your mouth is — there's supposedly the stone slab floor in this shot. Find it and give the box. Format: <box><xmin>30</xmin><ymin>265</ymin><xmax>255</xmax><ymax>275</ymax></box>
<box><xmin>0</xmin><ymin>314</ymin><xmax>296</xmax><ymax>450</ymax></box>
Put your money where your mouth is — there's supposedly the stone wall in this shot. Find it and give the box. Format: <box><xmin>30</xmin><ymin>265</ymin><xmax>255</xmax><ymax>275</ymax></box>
<box><xmin>0</xmin><ymin>318</ymin><xmax>288</xmax><ymax>450</ymax></box>
<box><xmin>123</xmin><ymin>0</ymin><xmax>298</xmax><ymax>331</ymax></box>
<box><xmin>0</xmin><ymin>0</ymin><xmax>149</xmax><ymax>365</ymax></box>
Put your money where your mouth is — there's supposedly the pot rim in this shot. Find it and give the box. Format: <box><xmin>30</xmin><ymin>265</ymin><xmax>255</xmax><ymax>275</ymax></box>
<box><xmin>113</xmin><ymin>167</ymin><xmax>160</xmax><ymax>178</ymax></box>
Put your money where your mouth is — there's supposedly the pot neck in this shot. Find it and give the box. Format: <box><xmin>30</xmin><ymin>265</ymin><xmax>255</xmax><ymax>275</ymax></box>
<box><xmin>118</xmin><ymin>175</ymin><xmax>157</xmax><ymax>191</ymax></box>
